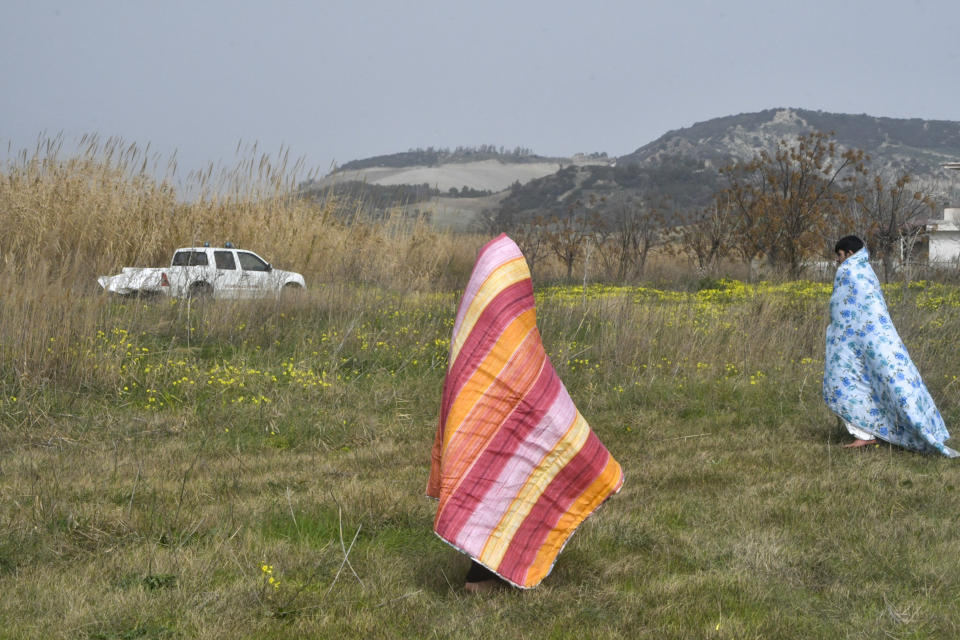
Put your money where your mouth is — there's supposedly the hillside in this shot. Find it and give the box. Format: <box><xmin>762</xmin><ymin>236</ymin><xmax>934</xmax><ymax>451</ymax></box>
<box><xmin>301</xmin><ymin>109</ymin><xmax>960</xmax><ymax>228</ymax></box>
<box><xmin>494</xmin><ymin>109</ymin><xmax>960</xmax><ymax>226</ymax></box>
<box><xmin>333</xmin><ymin>145</ymin><xmax>543</xmax><ymax>171</ymax></box>
<box><xmin>308</xmin><ymin>150</ymin><xmax>612</xmax><ymax>193</ymax></box>
<box><xmin>300</xmin><ymin>149</ymin><xmax>613</xmax><ymax>229</ymax></box>
<box><xmin>497</xmin><ymin>155</ymin><xmax>721</xmax><ymax>227</ymax></box>
<box><xmin>621</xmin><ymin>107</ymin><xmax>960</xmax><ymax>179</ymax></box>
<box><xmin>316</xmin><ymin>159</ymin><xmax>566</xmax><ymax>193</ymax></box>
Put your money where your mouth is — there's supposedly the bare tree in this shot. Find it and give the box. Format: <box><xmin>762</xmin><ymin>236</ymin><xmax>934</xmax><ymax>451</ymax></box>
<box><xmin>720</xmin><ymin>131</ymin><xmax>867</xmax><ymax>277</ymax></box>
<box><xmin>546</xmin><ymin>201</ymin><xmax>596</xmax><ymax>280</ymax></box>
<box><xmin>513</xmin><ymin>215</ymin><xmax>549</xmax><ymax>279</ymax></box>
<box><xmin>475</xmin><ymin>206</ymin><xmax>515</xmax><ymax>235</ymax></box>
<box><xmin>588</xmin><ymin>210</ymin><xmax>619</xmax><ymax>281</ymax></box>
<box><xmin>676</xmin><ymin>196</ymin><xmax>738</xmax><ymax>274</ymax></box>
<box><xmin>621</xmin><ymin>197</ymin><xmax>668</xmax><ymax>280</ymax></box>
<box><xmin>853</xmin><ymin>173</ymin><xmax>937</xmax><ymax>282</ymax></box>
<box><xmin>586</xmin><ymin>193</ymin><xmax>668</xmax><ymax>281</ymax></box>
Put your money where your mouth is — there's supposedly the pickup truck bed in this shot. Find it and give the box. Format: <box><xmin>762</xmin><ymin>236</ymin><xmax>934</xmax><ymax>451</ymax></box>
<box><xmin>97</xmin><ymin>267</ymin><xmax>165</xmax><ymax>296</ymax></box>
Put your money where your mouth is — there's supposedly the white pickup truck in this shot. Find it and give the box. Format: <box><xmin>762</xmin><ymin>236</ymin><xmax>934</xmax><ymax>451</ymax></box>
<box><xmin>98</xmin><ymin>244</ymin><xmax>307</xmax><ymax>299</ymax></box>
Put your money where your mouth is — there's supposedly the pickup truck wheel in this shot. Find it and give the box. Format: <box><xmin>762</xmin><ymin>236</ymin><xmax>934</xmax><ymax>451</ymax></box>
<box><xmin>281</xmin><ymin>282</ymin><xmax>304</xmax><ymax>300</ymax></box>
<box><xmin>188</xmin><ymin>281</ymin><xmax>213</xmax><ymax>300</ymax></box>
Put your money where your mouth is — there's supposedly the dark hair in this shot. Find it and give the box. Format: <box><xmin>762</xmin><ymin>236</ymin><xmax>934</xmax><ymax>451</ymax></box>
<box><xmin>834</xmin><ymin>235</ymin><xmax>864</xmax><ymax>255</ymax></box>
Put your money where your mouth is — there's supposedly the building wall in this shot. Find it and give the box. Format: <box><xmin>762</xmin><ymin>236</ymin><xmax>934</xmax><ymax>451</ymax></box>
<box><xmin>930</xmin><ymin>231</ymin><xmax>960</xmax><ymax>262</ymax></box>
<box><xmin>928</xmin><ymin>208</ymin><xmax>960</xmax><ymax>263</ymax></box>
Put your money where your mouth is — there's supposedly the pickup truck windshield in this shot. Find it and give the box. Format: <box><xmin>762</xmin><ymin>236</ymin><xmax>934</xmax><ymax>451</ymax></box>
<box><xmin>172</xmin><ymin>251</ymin><xmax>209</xmax><ymax>267</ymax></box>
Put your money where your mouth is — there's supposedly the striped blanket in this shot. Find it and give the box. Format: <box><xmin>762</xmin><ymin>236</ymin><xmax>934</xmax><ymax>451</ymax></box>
<box><xmin>427</xmin><ymin>234</ymin><xmax>624</xmax><ymax>588</ymax></box>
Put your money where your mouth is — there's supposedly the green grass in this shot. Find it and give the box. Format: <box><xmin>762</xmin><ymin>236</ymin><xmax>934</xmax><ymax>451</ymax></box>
<box><xmin>3</xmin><ymin>282</ymin><xmax>960</xmax><ymax>638</ymax></box>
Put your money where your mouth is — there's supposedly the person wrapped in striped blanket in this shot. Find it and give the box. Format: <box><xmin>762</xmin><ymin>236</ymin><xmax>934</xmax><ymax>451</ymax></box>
<box><xmin>427</xmin><ymin>234</ymin><xmax>624</xmax><ymax>591</ymax></box>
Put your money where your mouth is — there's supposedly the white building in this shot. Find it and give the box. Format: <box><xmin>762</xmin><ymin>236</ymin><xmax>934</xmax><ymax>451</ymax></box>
<box><xmin>926</xmin><ymin>163</ymin><xmax>960</xmax><ymax>264</ymax></box>
<box><xmin>928</xmin><ymin>207</ymin><xmax>960</xmax><ymax>263</ymax></box>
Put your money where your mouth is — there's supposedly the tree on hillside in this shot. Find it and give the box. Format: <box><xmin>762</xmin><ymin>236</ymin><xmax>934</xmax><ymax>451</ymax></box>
<box><xmin>513</xmin><ymin>215</ymin><xmax>549</xmax><ymax>279</ymax></box>
<box><xmin>596</xmin><ymin>193</ymin><xmax>669</xmax><ymax>280</ymax></box>
<box><xmin>719</xmin><ymin>131</ymin><xmax>867</xmax><ymax>277</ymax></box>
<box><xmin>476</xmin><ymin>206</ymin><xmax>515</xmax><ymax>235</ymax></box>
<box><xmin>676</xmin><ymin>196</ymin><xmax>739</xmax><ymax>274</ymax></box>
<box><xmin>851</xmin><ymin>173</ymin><xmax>937</xmax><ymax>282</ymax></box>
<box><xmin>547</xmin><ymin>200</ymin><xmax>598</xmax><ymax>280</ymax></box>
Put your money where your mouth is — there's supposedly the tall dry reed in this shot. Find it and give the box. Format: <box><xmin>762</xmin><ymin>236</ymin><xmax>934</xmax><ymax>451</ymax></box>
<box><xmin>0</xmin><ymin>136</ymin><xmax>482</xmax><ymax>395</ymax></box>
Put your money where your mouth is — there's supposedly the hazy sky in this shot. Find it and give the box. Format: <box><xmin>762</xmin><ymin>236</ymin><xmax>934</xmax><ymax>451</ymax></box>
<box><xmin>3</xmin><ymin>0</ymin><xmax>959</xmax><ymax>189</ymax></box>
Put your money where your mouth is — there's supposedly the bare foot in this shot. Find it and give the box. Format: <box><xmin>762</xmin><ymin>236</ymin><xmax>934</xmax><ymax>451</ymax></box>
<box><xmin>842</xmin><ymin>438</ymin><xmax>877</xmax><ymax>448</ymax></box>
<box><xmin>465</xmin><ymin>578</ymin><xmax>505</xmax><ymax>594</ymax></box>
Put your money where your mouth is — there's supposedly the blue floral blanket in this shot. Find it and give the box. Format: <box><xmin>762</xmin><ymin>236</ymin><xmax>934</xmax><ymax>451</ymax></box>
<box><xmin>823</xmin><ymin>248</ymin><xmax>957</xmax><ymax>456</ymax></box>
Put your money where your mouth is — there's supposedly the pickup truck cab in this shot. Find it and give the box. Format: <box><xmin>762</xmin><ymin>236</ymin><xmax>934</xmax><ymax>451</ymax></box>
<box><xmin>98</xmin><ymin>244</ymin><xmax>307</xmax><ymax>299</ymax></box>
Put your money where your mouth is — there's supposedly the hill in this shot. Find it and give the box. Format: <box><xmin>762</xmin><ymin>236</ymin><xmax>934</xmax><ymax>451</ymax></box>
<box><xmin>301</xmin><ymin>110</ymin><xmax>960</xmax><ymax>228</ymax></box>
<box><xmin>496</xmin><ymin>155</ymin><xmax>721</xmax><ymax>228</ymax></box>
<box><xmin>333</xmin><ymin>145</ymin><xmax>543</xmax><ymax>172</ymax></box>
<box><xmin>497</xmin><ymin>109</ymin><xmax>960</xmax><ymax>226</ymax></box>
<box><xmin>306</xmin><ymin>147</ymin><xmax>612</xmax><ymax>193</ymax></box>
<box><xmin>620</xmin><ymin>108</ymin><xmax>960</xmax><ymax>179</ymax></box>
<box><xmin>299</xmin><ymin>148</ymin><xmax>613</xmax><ymax>230</ymax></box>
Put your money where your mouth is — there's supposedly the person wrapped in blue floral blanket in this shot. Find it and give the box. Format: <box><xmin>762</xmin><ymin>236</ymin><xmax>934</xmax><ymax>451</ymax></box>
<box><xmin>823</xmin><ymin>235</ymin><xmax>957</xmax><ymax>456</ymax></box>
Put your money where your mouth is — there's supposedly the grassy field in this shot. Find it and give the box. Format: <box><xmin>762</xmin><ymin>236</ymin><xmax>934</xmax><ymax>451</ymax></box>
<box><xmin>4</xmin><ymin>141</ymin><xmax>960</xmax><ymax>638</ymax></box>
<box><xmin>2</xmin><ymin>278</ymin><xmax>960</xmax><ymax>639</ymax></box>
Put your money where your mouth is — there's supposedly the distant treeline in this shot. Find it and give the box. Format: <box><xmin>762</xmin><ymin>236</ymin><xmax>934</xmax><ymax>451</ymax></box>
<box><xmin>334</xmin><ymin>145</ymin><xmax>547</xmax><ymax>172</ymax></box>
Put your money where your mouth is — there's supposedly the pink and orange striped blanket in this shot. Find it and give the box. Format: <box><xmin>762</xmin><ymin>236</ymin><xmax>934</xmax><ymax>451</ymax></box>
<box><xmin>427</xmin><ymin>234</ymin><xmax>624</xmax><ymax>588</ymax></box>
